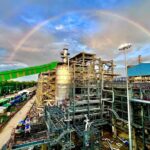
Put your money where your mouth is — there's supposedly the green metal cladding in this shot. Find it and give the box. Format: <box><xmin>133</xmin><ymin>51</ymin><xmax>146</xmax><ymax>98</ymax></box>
<box><xmin>0</xmin><ymin>61</ymin><xmax>58</xmax><ymax>82</ymax></box>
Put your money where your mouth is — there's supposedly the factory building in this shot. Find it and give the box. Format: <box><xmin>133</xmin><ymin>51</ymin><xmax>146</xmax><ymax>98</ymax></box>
<box><xmin>1</xmin><ymin>49</ymin><xmax>150</xmax><ymax>150</ymax></box>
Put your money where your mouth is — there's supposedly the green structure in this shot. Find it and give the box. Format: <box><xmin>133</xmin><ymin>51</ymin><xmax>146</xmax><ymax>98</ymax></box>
<box><xmin>0</xmin><ymin>61</ymin><xmax>58</xmax><ymax>96</ymax></box>
<box><xmin>0</xmin><ymin>62</ymin><xmax>58</xmax><ymax>82</ymax></box>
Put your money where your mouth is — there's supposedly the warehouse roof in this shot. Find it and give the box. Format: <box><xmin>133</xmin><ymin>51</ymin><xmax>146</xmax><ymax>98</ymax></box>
<box><xmin>128</xmin><ymin>63</ymin><xmax>150</xmax><ymax>77</ymax></box>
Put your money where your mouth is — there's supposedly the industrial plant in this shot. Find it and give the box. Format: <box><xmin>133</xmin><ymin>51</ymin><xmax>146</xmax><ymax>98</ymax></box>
<box><xmin>0</xmin><ymin>47</ymin><xmax>149</xmax><ymax>150</ymax></box>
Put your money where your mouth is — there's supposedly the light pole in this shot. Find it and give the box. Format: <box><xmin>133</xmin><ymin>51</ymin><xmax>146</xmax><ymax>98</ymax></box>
<box><xmin>118</xmin><ymin>43</ymin><xmax>132</xmax><ymax>150</ymax></box>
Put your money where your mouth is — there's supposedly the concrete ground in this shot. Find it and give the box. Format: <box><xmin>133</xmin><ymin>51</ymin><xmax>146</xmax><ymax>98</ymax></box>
<box><xmin>0</xmin><ymin>96</ymin><xmax>35</xmax><ymax>149</ymax></box>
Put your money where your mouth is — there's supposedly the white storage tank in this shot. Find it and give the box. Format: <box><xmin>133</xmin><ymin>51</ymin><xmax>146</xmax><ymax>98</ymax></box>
<box><xmin>56</xmin><ymin>65</ymin><xmax>71</xmax><ymax>106</ymax></box>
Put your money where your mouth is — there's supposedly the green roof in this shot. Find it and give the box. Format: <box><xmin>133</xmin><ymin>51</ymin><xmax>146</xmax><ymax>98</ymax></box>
<box><xmin>3</xmin><ymin>103</ymin><xmax>11</xmax><ymax>108</ymax></box>
<box><xmin>0</xmin><ymin>98</ymin><xmax>10</xmax><ymax>104</ymax></box>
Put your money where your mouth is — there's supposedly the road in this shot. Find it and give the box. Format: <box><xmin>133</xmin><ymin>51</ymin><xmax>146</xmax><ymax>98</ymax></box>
<box><xmin>0</xmin><ymin>96</ymin><xmax>35</xmax><ymax>149</ymax></box>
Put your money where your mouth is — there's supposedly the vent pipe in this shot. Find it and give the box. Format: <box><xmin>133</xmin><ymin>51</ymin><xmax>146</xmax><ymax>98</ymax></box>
<box><xmin>138</xmin><ymin>55</ymin><xmax>142</xmax><ymax>64</ymax></box>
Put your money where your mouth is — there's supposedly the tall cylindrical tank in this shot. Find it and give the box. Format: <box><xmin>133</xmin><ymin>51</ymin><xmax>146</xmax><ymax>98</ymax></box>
<box><xmin>56</xmin><ymin>64</ymin><xmax>71</xmax><ymax>105</ymax></box>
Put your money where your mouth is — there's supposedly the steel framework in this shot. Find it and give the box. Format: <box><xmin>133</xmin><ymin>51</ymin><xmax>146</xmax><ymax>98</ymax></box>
<box><xmin>2</xmin><ymin>50</ymin><xmax>150</xmax><ymax>150</ymax></box>
<box><xmin>68</xmin><ymin>52</ymin><xmax>115</xmax><ymax>149</ymax></box>
<box><xmin>36</xmin><ymin>71</ymin><xmax>56</xmax><ymax>107</ymax></box>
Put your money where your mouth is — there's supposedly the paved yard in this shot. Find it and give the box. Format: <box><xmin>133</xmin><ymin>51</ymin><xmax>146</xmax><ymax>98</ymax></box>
<box><xmin>0</xmin><ymin>96</ymin><xmax>35</xmax><ymax>149</ymax></box>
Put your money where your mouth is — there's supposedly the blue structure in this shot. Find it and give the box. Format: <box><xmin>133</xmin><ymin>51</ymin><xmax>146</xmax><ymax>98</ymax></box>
<box><xmin>128</xmin><ymin>63</ymin><xmax>150</xmax><ymax>77</ymax></box>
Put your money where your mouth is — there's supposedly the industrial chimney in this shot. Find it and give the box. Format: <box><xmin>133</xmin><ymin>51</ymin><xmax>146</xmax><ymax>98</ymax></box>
<box><xmin>60</xmin><ymin>48</ymin><xmax>70</xmax><ymax>64</ymax></box>
<box><xmin>138</xmin><ymin>55</ymin><xmax>142</xmax><ymax>64</ymax></box>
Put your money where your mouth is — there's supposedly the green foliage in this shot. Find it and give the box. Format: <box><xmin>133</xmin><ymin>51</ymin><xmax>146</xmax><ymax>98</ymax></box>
<box><xmin>0</xmin><ymin>81</ymin><xmax>37</xmax><ymax>96</ymax></box>
<box><xmin>0</xmin><ymin>115</ymin><xmax>9</xmax><ymax>124</ymax></box>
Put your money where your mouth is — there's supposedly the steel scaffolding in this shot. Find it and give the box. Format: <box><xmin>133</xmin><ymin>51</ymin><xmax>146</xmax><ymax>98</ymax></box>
<box><xmin>6</xmin><ymin>50</ymin><xmax>150</xmax><ymax>150</ymax></box>
<box><xmin>68</xmin><ymin>52</ymin><xmax>115</xmax><ymax>149</ymax></box>
<box><xmin>112</xmin><ymin>80</ymin><xmax>150</xmax><ymax>149</ymax></box>
<box><xmin>36</xmin><ymin>71</ymin><xmax>56</xmax><ymax>107</ymax></box>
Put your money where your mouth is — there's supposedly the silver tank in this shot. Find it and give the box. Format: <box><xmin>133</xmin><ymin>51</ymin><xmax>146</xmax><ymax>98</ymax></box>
<box><xmin>55</xmin><ymin>64</ymin><xmax>71</xmax><ymax>106</ymax></box>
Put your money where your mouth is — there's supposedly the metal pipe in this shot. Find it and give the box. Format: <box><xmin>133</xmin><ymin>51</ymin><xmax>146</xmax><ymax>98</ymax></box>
<box><xmin>141</xmin><ymin>105</ymin><xmax>146</xmax><ymax>150</ymax></box>
<box><xmin>87</xmin><ymin>71</ymin><xmax>90</xmax><ymax>118</ymax></box>
<box><xmin>124</xmin><ymin>49</ymin><xmax>132</xmax><ymax>150</ymax></box>
<box><xmin>101</xmin><ymin>73</ymin><xmax>114</xmax><ymax>104</ymax></box>
<box><xmin>118</xmin><ymin>44</ymin><xmax>133</xmax><ymax>150</ymax></box>
<box><xmin>130</xmin><ymin>99</ymin><xmax>150</xmax><ymax>104</ymax></box>
<box><xmin>101</xmin><ymin>72</ymin><xmax>116</xmax><ymax>138</ymax></box>
<box><xmin>107</xmin><ymin>108</ymin><xmax>128</xmax><ymax>123</ymax></box>
<box><xmin>106</xmin><ymin>140</ymin><xmax>113</xmax><ymax>150</ymax></box>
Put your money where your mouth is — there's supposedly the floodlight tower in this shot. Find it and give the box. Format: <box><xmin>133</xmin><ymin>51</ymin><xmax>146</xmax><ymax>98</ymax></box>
<box><xmin>118</xmin><ymin>43</ymin><xmax>132</xmax><ymax>150</ymax></box>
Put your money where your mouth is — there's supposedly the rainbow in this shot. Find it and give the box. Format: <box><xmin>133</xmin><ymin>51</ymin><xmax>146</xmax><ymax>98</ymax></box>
<box><xmin>9</xmin><ymin>10</ymin><xmax>150</xmax><ymax>61</ymax></box>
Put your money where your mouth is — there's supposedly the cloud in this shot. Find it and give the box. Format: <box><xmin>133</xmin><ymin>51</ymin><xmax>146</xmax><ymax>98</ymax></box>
<box><xmin>0</xmin><ymin>22</ymin><xmax>57</xmax><ymax>65</ymax></box>
<box><xmin>77</xmin><ymin>9</ymin><xmax>150</xmax><ymax>77</ymax></box>
<box><xmin>0</xmin><ymin>61</ymin><xmax>38</xmax><ymax>81</ymax></box>
<box><xmin>0</xmin><ymin>0</ymin><xmax>150</xmax><ymax>78</ymax></box>
<box><xmin>0</xmin><ymin>61</ymin><xmax>28</xmax><ymax>72</ymax></box>
<box><xmin>81</xmin><ymin>12</ymin><xmax>150</xmax><ymax>57</ymax></box>
<box><xmin>55</xmin><ymin>24</ymin><xmax>64</xmax><ymax>30</ymax></box>
<box><xmin>21</xmin><ymin>15</ymin><xmax>38</xmax><ymax>24</ymax></box>
<box><xmin>0</xmin><ymin>23</ymin><xmax>25</xmax><ymax>58</ymax></box>
<box><xmin>13</xmin><ymin>74</ymin><xmax>38</xmax><ymax>81</ymax></box>
<box><xmin>0</xmin><ymin>48</ymin><xmax>7</xmax><ymax>57</ymax></box>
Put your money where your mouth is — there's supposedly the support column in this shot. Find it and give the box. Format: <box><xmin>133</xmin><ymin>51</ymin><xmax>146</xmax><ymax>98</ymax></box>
<box><xmin>41</xmin><ymin>144</ymin><xmax>47</xmax><ymax>150</ymax></box>
<box><xmin>132</xmin><ymin>128</ymin><xmax>137</xmax><ymax>150</ymax></box>
<box><xmin>141</xmin><ymin>105</ymin><xmax>146</xmax><ymax>150</ymax></box>
<box><xmin>112</xmin><ymin>118</ymin><xmax>117</xmax><ymax>138</ymax></box>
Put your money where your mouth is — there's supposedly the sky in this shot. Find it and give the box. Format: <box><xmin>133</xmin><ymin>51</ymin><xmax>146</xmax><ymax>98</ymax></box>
<box><xmin>0</xmin><ymin>0</ymin><xmax>150</xmax><ymax>80</ymax></box>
